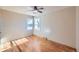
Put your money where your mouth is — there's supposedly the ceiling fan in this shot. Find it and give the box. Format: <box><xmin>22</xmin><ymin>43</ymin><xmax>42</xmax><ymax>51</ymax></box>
<box><xmin>31</xmin><ymin>6</ymin><xmax>44</xmax><ymax>13</ymax></box>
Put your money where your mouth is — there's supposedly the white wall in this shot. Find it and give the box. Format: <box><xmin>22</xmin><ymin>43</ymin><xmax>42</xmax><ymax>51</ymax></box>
<box><xmin>76</xmin><ymin>7</ymin><xmax>79</xmax><ymax>51</ymax></box>
<box><xmin>0</xmin><ymin>9</ymin><xmax>33</xmax><ymax>44</ymax></box>
<box><xmin>0</xmin><ymin>16</ymin><xmax>3</xmax><ymax>32</ymax></box>
<box><xmin>34</xmin><ymin>7</ymin><xmax>76</xmax><ymax>48</ymax></box>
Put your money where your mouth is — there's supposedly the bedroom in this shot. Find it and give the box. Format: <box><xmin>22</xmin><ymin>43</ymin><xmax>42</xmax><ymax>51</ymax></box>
<box><xmin>0</xmin><ymin>6</ymin><xmax>79</xmax><ymax>52</ymax></box>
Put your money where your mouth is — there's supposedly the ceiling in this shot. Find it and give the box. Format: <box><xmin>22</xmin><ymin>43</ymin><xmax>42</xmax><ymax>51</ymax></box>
<box><xmin>0</xmin><ymin>6</ymin><xmax>71</xmax><ymax>16</ymax></box>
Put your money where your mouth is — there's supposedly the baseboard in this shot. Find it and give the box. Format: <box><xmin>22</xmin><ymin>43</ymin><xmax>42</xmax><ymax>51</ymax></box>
<box><xmin>33</xmin><ymin>34</ymin><xmax>76</xmax><ymax>52</ymax></box>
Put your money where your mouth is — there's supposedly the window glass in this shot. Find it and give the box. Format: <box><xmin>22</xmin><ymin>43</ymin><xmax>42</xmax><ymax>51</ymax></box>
<box><xmin>27</xmin><ymin>19</ymin><xmax>33</xmax><ymax>30</ymax></box>
<box><xmin>34</xmin><ymin>17</ymin><xmax>40</xmax><ymax>30</ymax></box>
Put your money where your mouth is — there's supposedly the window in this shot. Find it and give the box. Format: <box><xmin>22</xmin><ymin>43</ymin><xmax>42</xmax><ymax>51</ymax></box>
<box><xmin>27</xmin><ymin>19</ymin><xmax>33</xmax><ymax>30</ymax></box>
<box><xmin>26</xmin><ymin>17</ymin><xmax>40</xmax><ymax>31</ymax></box>
<box><xmin>34</xmin><ymin>17</ymin><xmax>40</xmax><ymax>30</ymax></box>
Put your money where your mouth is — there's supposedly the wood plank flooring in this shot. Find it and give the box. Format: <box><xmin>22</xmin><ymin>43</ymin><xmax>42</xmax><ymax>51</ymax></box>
<box><xmin>0</xmin><ymin>35</ymin><xmax>76</xmax><ymax>52</ymax></box>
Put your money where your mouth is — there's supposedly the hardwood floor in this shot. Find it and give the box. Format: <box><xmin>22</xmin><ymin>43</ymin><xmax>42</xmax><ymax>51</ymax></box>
<box><xmin>0</xmin><ymin>35</ymin><xmax>76</xmax><ymax>52</ymax></box>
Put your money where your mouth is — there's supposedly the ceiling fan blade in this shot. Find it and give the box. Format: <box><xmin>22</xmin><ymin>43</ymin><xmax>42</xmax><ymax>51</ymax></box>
<box><xmin>39</xmin><ymin>8</ymin><xmax>43</xmax><ymax>10</ymax></box>
<box><xmin>38</xmin><ymin>10</ymin><xmax>42</xmax><ymax>13</ymax></box>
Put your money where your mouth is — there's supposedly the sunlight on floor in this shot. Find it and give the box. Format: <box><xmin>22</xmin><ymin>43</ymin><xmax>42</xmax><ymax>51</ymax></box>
<box><xmin>27</xmin><ymin>39</ymin><xmax>41</xmax><ymax>52</ymax></box>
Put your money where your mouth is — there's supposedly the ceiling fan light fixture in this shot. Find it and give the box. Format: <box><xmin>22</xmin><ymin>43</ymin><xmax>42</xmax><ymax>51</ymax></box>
<box><xmin>33</xmin><ymin>11</ymin><xmax>38</xmax><ymax>14</ymax></box>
